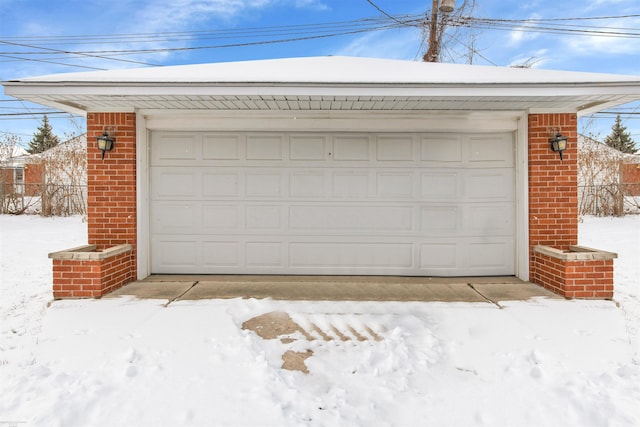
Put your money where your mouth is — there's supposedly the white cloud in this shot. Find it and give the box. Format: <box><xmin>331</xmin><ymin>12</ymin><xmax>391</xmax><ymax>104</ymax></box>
<box><xmin>582</xmin><ymin>0</ymin><xmax>632</xmax><ymax>11</ymax></box>
<box><xmin>129</xmin><ymin>0</ymin><xmax>328</xmax><ymax>34</ymax></box>
<box><xmin>115</xmin><ymin>0</ymin><xmax>333</xmax><ymax>64</ymax></box>
<box><xmin>506</xmin><ymin>13</ymin><xmax>543</xmax><ymax>47</ymax></box>
<box><xmin>294</xmin><ymin>0</ymin><xmax>329</xmax><ymax>11</ymax></box>
<box><xmin>332</xmin><ymin>29</ymin><xmax>423</xmax><ymax>60</ymax></box>
<box><xmin>565</xmin><ymin>19</ymin><xmax>640</xmax><ymax>56</ymax></box>
<box><xmin>133</xmin><ymin>0</ymin><xmax>268</xmax><ymax>33</ymax></box>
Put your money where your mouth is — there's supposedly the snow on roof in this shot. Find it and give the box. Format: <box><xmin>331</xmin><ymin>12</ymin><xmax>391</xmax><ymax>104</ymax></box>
<box><xmin>12</xmin><ymin>56</ymin><xmax>640</xmax><ymax>85</ymax></box>
<box><xmin>579</xmin><ymin>134</ymin><xmax>640</xmax><ymax>162</ymax></box>
<box><xmin>0</xmin><ymin>145</ymin><xmax>27</xmax><ymax>162</ymax></box>
<box><xmin>28</xmin><ymin>134</ymin><xmax>87</xmax><ymax>159</ymax></box>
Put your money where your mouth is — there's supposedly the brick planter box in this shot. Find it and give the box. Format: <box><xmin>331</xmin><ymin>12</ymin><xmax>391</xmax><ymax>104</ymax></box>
<box><xmin>531</xmin><ymin>245</ymin><xmax>617</xmax><ymax>299</ymax></box>
<box><xmin>49</xmin><ymin>244</ymin><xmax>134</xmax><ymax>299</ymax></box>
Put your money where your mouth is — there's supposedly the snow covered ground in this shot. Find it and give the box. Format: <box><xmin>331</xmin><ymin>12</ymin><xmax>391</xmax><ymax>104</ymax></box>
<box><xmin>0</xmin><ymin>214</ymin><xmax>639</xmax><ymax>427</ymax></box>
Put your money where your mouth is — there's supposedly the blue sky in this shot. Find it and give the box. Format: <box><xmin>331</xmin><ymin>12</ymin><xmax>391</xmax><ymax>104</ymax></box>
<box><xmin>1</xmin><ymin>0</ymin><xmax>639</xmax><ymax>146</ymax></box>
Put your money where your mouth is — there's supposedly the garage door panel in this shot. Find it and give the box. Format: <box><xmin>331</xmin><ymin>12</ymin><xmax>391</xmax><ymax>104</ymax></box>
<box><xmin>246</xmin><ymin>242</ymin><xmax>284</xmax><ymax>267</ymax></box>
<box><xmin>289</xmin><ymin>135</ymin><xmax>327</xmax><ymax>160</ymax></box>
<box><xmin>421</xmin><ymin>206</ymin><xmax>459</xmax><ymax>233</ymax></box>
<box><xmin>290</xmin><ymin>171</ymin><xmax>327</xmax><ymax>197</ymax></box>
<box><xmin>150</xmin><ymin>131</ymin><xmax>516</xmax><ymax>276</ymax></box>
<box><xmin>152</xmin><ymin>170</ymin><xmax>198</xmax><ymax>198</ymax></box>
<box><xmin>246</xmin><ymin>172</ymin><xmax>282</xmax><ymax>197</ymax></box>
<box><xmin>203</xmin><ymin>205</ymin><xmax>240</xmax><ymax>230</ymax></box>
<box><xmin>332</xmin><ymin>172</ymin><xmax>369</xmax><ymax>198</ymax></box>
<box><xmin>468</xmin><ymin>204</ymin><xmax>514</xmax><ymax>234</ymax></box>
<box><xmin>246</xmin><ymin>135</ymin><xmax>284</xmax><ymax>160</ymax></box>
<box><xmin>421</xmin><ymin>136</ymin><xmax>462</xmax><ymax>162</ymax></box>
<box><xmin>466</xmin><ymin>171</ymin><xmax>513</xmax><ymax>200</ymax></box>
<box><xmin>333</xmin><ymin>136</ymin><xmax>370</xmax><ymax>160</ymax></box>
<box><xmin>152</xmin><ymin>239</ymin><xmax>199</xmax><ymax>269</ymax></box>
<box><xmin>467</xmin><ymin>240</ymin><xmax>514</xmax><ymax>270</ymax></box>
<box><xmin>202</xmin><ymin>172</ymin><xmax>240</xmax><ymax>197</ymax></box>
<box><xmin>203</xmin><ymin>241</ymin><xmax>240</xmax><ymax>267</ymax></box>
<box><xmin>290</xmin><ymin>205</ymin><xmax>413</xmax><ymax>232</ymax></box>
<box><xmin>153</xmin><ymin>203</ymin><xmax>199</xmax><ymax>233</ymax></box>
<box><xmin>377</xmin><ymin>172</ymin><xmax>413</xmax><ymax>197</ymax></box>
<box><xmin>377</xmin><ymin>136</ymin><xmax>414</xmax><ymax>161</ymax></box>
<box><xmin>421</xmin><ymin>173</ymin><xmax>460</xmax><ymax>199</ymax></box>
<box><xmin>420</xmin><ymin>238</ymin><xmax>514</xmax><ymax>274</ymax></box>
<box><xmin>420</xmin><ymin>243</ymin><xmax>457</xmax><ymax>269</ymax></box>
<box><xmin>468</xmin><ymin>134</ymin><xmax>514</xmax><ymax>166</ymax></box>
<box><xmin>290</xmin><ymin>242</ymin><xmax>413</xmax><ymax>268</ymax></box>
<box><xmin>246</xmin><ymin>205</ymin><xmax>282</xmax><ymax>230</ymax></box>
<box><xmin>153</xmin><ymin>134</ymin><xmax>198</xmax><ymax>162</ymax></box>
<box><xmin>203</xmin><ymin>135</ymin><xmax>241</xmax><ymax>160</ymax></box>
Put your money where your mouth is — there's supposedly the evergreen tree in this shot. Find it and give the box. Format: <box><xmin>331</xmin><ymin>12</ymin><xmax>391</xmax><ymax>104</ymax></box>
<box><xmin>26</xmin><ymin>115</ymin><xmax>60</xmax><ymax>154</ymax></box>
<box><xmin>604</xmin><ymin>114</ymin><xmax>637</xmax><ymax>154</ymax></box>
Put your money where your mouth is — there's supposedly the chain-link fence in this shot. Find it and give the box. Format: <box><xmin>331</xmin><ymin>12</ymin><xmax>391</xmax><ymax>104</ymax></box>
<box><xmin>579</xmin><ymin>183</ymin><xmax>640</xmax><ymax>216</ymax></box>
<box><xmin>0</xmin><ymin>182</ymin><xmax>87</xmax><ymax>216</ymax></box>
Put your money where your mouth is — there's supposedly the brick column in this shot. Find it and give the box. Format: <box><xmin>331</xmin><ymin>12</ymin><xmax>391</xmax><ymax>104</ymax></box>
<box><xmin>528</xmin><ymin>113</ymin><xmax>579</xmax><ymax>254</ymax></box>
<box><xmin>50</xmin><ymin>112</ymin><xmax>137</xmax><ymax>298</ymax></box>
<box><xmin>86</xmin><ymin>113</ymin><xmax>137</xmax><ymax>264</ymax></box>
<box><xmin>528</xmin><ymin>113</ymin><xmax>615</xmax><ymax>299</ymax></box>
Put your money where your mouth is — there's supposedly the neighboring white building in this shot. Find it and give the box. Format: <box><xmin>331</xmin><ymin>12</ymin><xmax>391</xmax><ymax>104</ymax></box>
<box><xmin>0</xmin><ymin>135</ymin><xmax>87</xmax><ymax>214</ymax></box>
<box><xmin>578</xmin><ymin>135</ymin><xmax>640</xmax><ymax>215</ymax></box>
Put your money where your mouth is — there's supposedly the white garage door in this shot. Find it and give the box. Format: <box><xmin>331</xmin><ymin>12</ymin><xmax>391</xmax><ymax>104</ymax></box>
<box><xmin>150</xmin><ymin>131</ymin><xmax>515</xmax><ymax>276</ymax></box>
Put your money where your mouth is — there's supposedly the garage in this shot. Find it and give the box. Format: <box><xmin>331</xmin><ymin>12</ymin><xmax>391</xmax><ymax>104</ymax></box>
<box><xmin>150</xmin><ymin>130</ymin><xmax>515</xmax><ymax>276</ymax></box>
<box><xmin>8</xmin><ymin>55</ymin><xmax>640</xmax><ymax>297</ymax></box>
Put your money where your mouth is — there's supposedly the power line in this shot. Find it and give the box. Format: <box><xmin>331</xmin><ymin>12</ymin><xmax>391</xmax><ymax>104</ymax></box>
<box><xmin>1</xmin><ymin>25</ymin><xmax>403</xmax><ymax>57</ymax></box>
<box><xmin>592</xmin><ymin>112</ymin><xmax>640</xmax><ymax>116</ymax></box>
<box><xmin>0</xmin><ymin>111</ymin><xmax>73</xmax><ymax>117</ymax></box>
<box><xmin>0</xmin><ymin>13</ymin><xmax>637</xmax><ymax>63</ymax></box>
<box><xmin>0</xmin><ymin>16</ymin><xmax>415</xmax><ymax>50</ymax></box>
<box><xmin>0</xmin><ymin>13</ymin><xmax>635</xmax><ymax>47</ymax></box>
<box><xmin>0</xmin><ymin>53</ymin><xmax>107</xmax><ymax>70</ymax></box>
<box><xmin>0</xmin><ymin>114</ymin><xmax>80</xmax><ymax>121</ymax></box>
<box><xmin>0</xmin><ymin>16</ymin><xmax>414</xmax><ymax>43</ymax></box>
<box><xmin>0</xmin><ymin>130</ymin><xmax>34</xmax><ymax>138</ymax></box>
<box><xmin>460</xmin><ymin>18</ymin><xmax>640</xmax><ymax>39</ymax></box>
<box><xmin>364</xmin><ymin>0</ymin><xmax>410</xmax><ymax>26</ymax></box>
<box><xmin>0</xmin><ymin>18</ymin><xmax>411</xmax><ymax>65</ymax></box>
<box><xmin>0</xmin><ymin>40</ymin><xmax>159</xmax><ymax>67</ymax></box>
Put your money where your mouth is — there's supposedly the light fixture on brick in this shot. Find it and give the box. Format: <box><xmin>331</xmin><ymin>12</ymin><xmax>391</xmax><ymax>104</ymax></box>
<box><xmin>549</xmin><ymin>133</ymin><xmax>568</xmax><ymax>161</ymax></box>
<box><xmin>96</xmin><ymin>129</ymin><xmax>115</xmax><ymax>160</ymax></box>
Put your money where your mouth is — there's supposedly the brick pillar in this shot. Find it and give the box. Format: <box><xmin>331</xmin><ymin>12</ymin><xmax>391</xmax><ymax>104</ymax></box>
<box><xmin>87</xmin><ymin>113</ymin><xmax>137</xmax><ymax>253</ymax></box>
<box><xmin>50</xmin><ymin>112</ymin><xmax>138</xmax><ymax>297</ymax></box>
<box><xmin>528</xmin><ymin>113</ymin><xmax>579</xmax><ymax>256</ymax></box>
<box><xmin>528</xmin><ymin>113</ymin><xmax>615</xmax><ymax>299</ymax></box>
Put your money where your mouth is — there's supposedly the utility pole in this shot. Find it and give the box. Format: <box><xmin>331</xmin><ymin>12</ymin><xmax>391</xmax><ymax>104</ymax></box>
<box><xmin>423</xmin><ymin>0</ymin><xmax>455</xmax><ymax>62</ymax></box>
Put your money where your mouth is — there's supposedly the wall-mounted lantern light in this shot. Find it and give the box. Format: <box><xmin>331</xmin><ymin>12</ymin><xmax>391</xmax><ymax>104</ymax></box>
<box><xmin>549</xmin><ymin>133</ymin><xmax>568</xmax><ymax>161</ymax></box>
<box><xmin>96</xmin><ymin>131</ymin><xmax>115</xmax><ymax>160</ymax></box>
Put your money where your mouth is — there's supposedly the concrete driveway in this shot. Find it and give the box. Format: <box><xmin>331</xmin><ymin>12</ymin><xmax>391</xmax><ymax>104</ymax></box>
<box><xmin>106</xmin><ymin>275</ymin><xmax>560</xmax><ymax>306</ymax></box>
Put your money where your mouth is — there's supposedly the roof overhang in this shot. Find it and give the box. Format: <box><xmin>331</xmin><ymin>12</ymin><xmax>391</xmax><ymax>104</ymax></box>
<box><xmin>4</xmin><ymin>56</ymin><xmax>640</xmax><ymax>116</ymax></box>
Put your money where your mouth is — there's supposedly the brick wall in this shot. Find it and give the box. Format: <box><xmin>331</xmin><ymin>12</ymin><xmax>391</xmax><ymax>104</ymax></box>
<box><xmin>50</xmin><ymin>112</ymin><xmax>137</xmax><ymax>298</ymax></box>
<box><xmin>528</xmin><ymin>113</ymin><xmax>615</xmax><ymax>299</ymax></box>
<box><xmin>528</xmin><ymin>113</ymin><xmax>579</xmax><ymax>255</ymax></box>
<box><xmin>622</xmin><ymin>162</ymin><xmax>640</xmax><ymax>196</ymax></box>
<box><xmin>0</xmin><ymin>168</ymin><xmax>15</xmax><ymax>188</ymax></box>
<box><xmin>51</xmin><ymin>246</ymin><xmax>134</xmax><ymax>298</ymax></box>
<box><xmin>531</xmin><ymin>247</ymin><xmax>615</xmax><ymax>299</ymax></box>
<box><xmin>86</xmin><ymin>112</ymin><xmax>137</xmax><ymax>266</ymax></box>
<box><xmin>24</xmin><ymin>162</ymin><xmax>44</xmax><ymax>197</ymax></box>
<box><xmin>0</xmin><ymin>164</ymin><xmax>43</xmax><ymax>197</ymax></box>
